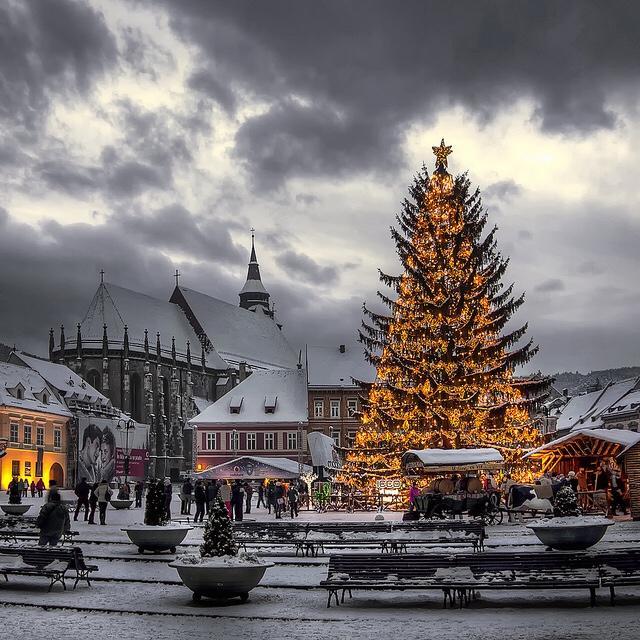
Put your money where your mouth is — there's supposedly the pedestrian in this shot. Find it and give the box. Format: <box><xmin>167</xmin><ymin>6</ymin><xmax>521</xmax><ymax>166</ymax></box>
<box><xmin>193</xmin><ymin>480</ymin><xmax>206</xmax><ymax>523</ymax></box>
<box><xmin>180</xmin><ymin>477</ymin><xmax>193</xmax><ymax>515</ymax></box>
<box><xmin>219</xmin><ymin>480</ymin><xmax>232</xmax><ymax>518</ymax></box>
<box><xmin>88</xmin><ymin>482</ymin><xmax>99</xmax><ymax>524</ymax></box>
<box><xmin>8</xmin><ymin>478</ymin><xmax>21</xmax><ymax>504</ymax></box>
<box><xmin>244</xmin><ymin>482</ymin><xmax>253</xmax><ymax>514</ymax></box>
<box><xmin>567</xmin><ymin>471</ymin><xmax>579</xmax><ymax>492</ymax></box>
<box><xmin>94</xmin><ymin>480</ymin><xmax>112</xmax><ymax>525</ymax></box>
<box><xmin>134</xmin><ymin>481</ymin><xmax>144</xmax><ymax>508</ymax></box>
<box><xmin>35</xmin><ymin>492</ymin><xmax>70</xmax><ymax>546</ymax></box>
<box><xmin>267</xmin><ymin>481</ymin><xmax>275</xmax><ymax>514</ymax></box>
<box><xmin>611</xmin><ymin>470</ymin><xmax>628</xmax><ymax>515</ymax></box>
<box><xmin>288</xmin><ymin>484</ymin><xmax>299</xmax><ymax>518</ymax></box>
<box><xmin>206</xmin><ymin>480</ymin><xmax>218</xmax><ymax>514</ymax></box>
<box><xmin>46</xmin><ymin>480</ymin><xmax>60</xmax><ymax>503</ymax></box>
<box><xmin>408</xmin><ymin>481</ymin><xmax>420</xmax><ymax>511</ymax></box>
<box><xmin>257</xmin><ymin>481</ymin><xmax>266</xmax><ymax>509</ymax></box>
<box><xmin>22</xmin><ymin>478</ymin><xmax>28</xmax><ymax>498</ymax></box>
<box><xmin>274</xmin><ymin>481</ymin><xmax>285</xmax><ymax>519</ymax></box>
<box><xmin>30</xmin><ymin>480</ymin><xmax>36</xmax><ymax>498</ymax></box>
<box><xmin>36</xmin><ymin>478</ymin><xmax>45</xmax><ymax>498</ymax></box>
<box><xmin>231</xmin><ymin>480</ymin><xmax>244</xmax><ymax>522</ymax></box>
<box><xmin>164</xmin><ymin>479</ymin><xmax>173</xmax><ymax>520</ymax></box>
<box><xmin>74</xmin><ymin>477</ymin><xmax>91</xmax><ymax>521</ymax></box>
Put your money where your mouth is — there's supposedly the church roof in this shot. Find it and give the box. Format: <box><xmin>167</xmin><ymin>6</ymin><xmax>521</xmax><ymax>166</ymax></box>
<box><xmin>78</xmin><ymin>283</ymin><xmax>228</xmax><ymax>369</ymax></box>
<box><xmin>178</xmin><ymin>286</ymin><xmax>297</xmax><ymax>369</ymax></box>
<box><xmin>190</xmin><ymin>367</ymin><xmax>308</xmax><ymax>424</ymax></box>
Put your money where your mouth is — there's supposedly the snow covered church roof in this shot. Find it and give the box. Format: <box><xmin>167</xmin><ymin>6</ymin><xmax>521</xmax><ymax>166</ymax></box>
<box><xmin>190</xmin><ymin>368</ymin><xmax>308</xmax><ymax>425</ymax></box>
<box><xmin>177</xmin><ymin>286</ymin><xmax>296</xmax><ymax>370</ymax></box>
<box><xmin>77</xmin><ymin>282</ymin><xmax>229</xmax><ymax>369</ymax></box>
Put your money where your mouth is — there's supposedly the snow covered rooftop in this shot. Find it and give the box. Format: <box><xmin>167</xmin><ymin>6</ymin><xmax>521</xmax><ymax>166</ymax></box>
<box><xmin>178</xmin><ymin>286</ymin><xmax>297</xmax><ymax>369</ymax></box>
<box><xmin>306</xmin><ymin>344</ymin><xmax>374</xmax><ymax>387</ymax></box>
<box><xmin>189</xmin><ymin>368</ymin><xmax>308</xmax><ymax>425</ymax></box>
<box><xmin>524</xmin><ymin>428</ymin><xmax>640</xmax><ymax>459</ymax></box>
<box><xmin>192</xmin><ymin>396</ymin><xmax>213</xmax><ymax>414</ymax></box>
<box><xmin>76</xmin><ymin>282</ymin><xmax>228</xmax><ymax>370</ymax></box>
<box><xmin>553</xmin><ymin>378</ymin><xmax>640</xmax><ymax>432</ymax></box>
<box><xmin>13</xmin><ymin>352</ymin><xmax>110</xmax><ymax>407</ymax></box>
<box><xmin>403</xmin><ymin>448</ymin><xmax>504</xmax><ymax>470</ymax></box>
<box><xmin>0</xmin><ymin>361</ymin><xmax>71</xmax><ymax>418</ymax></box>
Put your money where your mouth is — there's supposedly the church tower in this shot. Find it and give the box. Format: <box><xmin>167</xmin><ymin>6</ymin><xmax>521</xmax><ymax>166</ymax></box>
<box><xmin>239</xmin><ymin>230</ymin><xmax>272</xmax><ymax>316</ymax></box>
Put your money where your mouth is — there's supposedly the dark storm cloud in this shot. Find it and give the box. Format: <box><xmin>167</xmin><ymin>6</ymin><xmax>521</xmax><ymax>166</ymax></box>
<box><xmin>0</xmin><ymin>0</ymin><xmax>116</xmax><ymax>133</ymax></box>
<box><xmin>148</xmin><ymin>0</ymin><xmax>640</xmax><ymax>189</ymax></box>
<box><xmin>275</xmin><ymin>249</ymin><xmax>339</xmax><ymax>286</ymax></box>
<box><xmin>110</xmin><ymin>203</ymin><xmax>244</xmax><ymax>264</ymax></box>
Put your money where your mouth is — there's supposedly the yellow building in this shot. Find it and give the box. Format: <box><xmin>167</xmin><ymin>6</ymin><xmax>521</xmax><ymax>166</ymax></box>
<box><xmin>0</xmin><ymin>362</ymin><xmax>71</xmax><ymax>490</ymax></box>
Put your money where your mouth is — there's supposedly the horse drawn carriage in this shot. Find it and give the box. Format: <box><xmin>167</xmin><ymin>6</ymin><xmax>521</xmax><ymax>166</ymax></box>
<box><xmin>402</xmin><ymin>448</ymin><xmax>506</xmax><ymax>524</ymax></box>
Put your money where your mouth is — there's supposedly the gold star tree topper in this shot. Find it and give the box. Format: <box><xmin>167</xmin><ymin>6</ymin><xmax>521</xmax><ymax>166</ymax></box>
<box><xmin>432</xmin><ymin>138</ymin><xmax>453</xmax><ymax>168</ymax></box>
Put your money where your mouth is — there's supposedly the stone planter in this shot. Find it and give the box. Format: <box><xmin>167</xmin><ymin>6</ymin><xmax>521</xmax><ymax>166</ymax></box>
<box><xmin>110</xmin><ymin>499</ymin><xmax>134</xmax><ymax>510</ymax></box>
<box><xmin>1</xmin><ymin>504</ymin><xmax>31</xmax><ymax>516</ymax></box>
<box><xmin>527</xmin><ymin>516</ymin><xmax>614</xmax><ymax>550</ymax></box>
<box><xmin>122</xmin><ymin>525</ymin><xmax>192</xmax><ymax>554</ymax></box>
<box><xmin>169</xmin><ymin>559</ymin><xmax>273</xmax><ymax>603</ymax></box>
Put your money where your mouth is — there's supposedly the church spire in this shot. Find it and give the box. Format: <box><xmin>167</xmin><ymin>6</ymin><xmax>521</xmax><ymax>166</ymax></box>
<box><xmin>239</xmin><ymin>228</ymin><xmax>272</xmax><ymax>315</ymax></box>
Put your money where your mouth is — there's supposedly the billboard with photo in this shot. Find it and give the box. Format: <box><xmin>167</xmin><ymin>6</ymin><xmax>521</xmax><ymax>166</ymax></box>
<box><xmin>77</xmin><ymin>416</ymin><xmax>149</xmax><ymax>484</ymax></box>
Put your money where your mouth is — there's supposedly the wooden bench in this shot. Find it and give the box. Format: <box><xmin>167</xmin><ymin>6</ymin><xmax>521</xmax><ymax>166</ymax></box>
<box><xmin>320</xmin><ymin>551</ymin><xmax>608</xmax><ymax>608</ymax></box>
<box><xmin>0</xmin><ymin>545</ymin><xmax>98</xmax><ymax>591</ymax></box>
<box><xmin>595</xmin><ymin>549</ymin><xmax>640</xmax><ymax>604</ymax></box>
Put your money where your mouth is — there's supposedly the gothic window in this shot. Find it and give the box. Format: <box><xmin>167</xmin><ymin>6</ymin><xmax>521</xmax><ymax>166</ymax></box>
<box><xmin>87</xmin><ymin>369</ymin><xmax>101</xmax><ymax>391</ymax></box>
<box><xmin>130</xmin><ymin>373</ymin><xmax>142</xmax><ymax>422</ymax></box>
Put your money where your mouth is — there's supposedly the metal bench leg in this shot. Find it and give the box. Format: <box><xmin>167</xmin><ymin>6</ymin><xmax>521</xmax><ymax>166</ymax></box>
<box><xmin>48</xmin><ymin>572</ymin><xmax>66</xmax><ymax>592</ymax></box>
<box><xmin>327</xmin><ymin>589</ymin><xmax>339</xmax><ymax>608</ymax></box>
<box><xmin>442</xmin><ymin>589</ymin><xmax>449</xmax><ymax>608</ymax></box>
<box><xmin>589</xmin><ymin>587</ymin><xmax>596</xmax><ymax>607</ymax></box>
<box><xmin>609</xmin><ymin>586</ymin><xmax>616</xmax><ymax>606</ymax></box>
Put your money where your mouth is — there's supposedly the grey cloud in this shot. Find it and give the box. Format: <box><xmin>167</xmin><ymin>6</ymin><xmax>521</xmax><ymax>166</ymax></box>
<box><xmin>275</xmin><ymin>249</ymin><xmax>339</xmax><ymax>286</ymax></box>
<box><xmin>150</xmin><ymin>0</ymin><xmax>640</xmax><ymax>188</ymax></box>
<box><xmin>535</xmin><ymin>278</ymin><xmax>565</xmax><ymax>293</ymax></box>
<box><xmin>518</xmin><ymin>229</ymin><xmax>533</xmax><ymax>241</ymax></box>
<box><xmin>120</xmin><ymin>26</ymin><xmax>175</xmax><ymax>81</ymax></box>
<box><xmin>106</xmin><ymin>160</ymin><xmax>166</xmax><ymax>196</ymax></box>
<box><xmin>484</xmin><ymin>180</ymin><xmax>522</xmax><ymax>201</ymax></box>
<box><xmin>576</xmin><ymin>260</ymin><xmax>605</xmax><ymax>276</ymax></box>
<box><xmin>295</xmin><ymin>193</ymin><xmax>319</xmax><ymax>206</ymax></box>
<box><xmin>187</xmin><ymin>69</ymin><xmax>236</xmax><ymax>114</ymax></box>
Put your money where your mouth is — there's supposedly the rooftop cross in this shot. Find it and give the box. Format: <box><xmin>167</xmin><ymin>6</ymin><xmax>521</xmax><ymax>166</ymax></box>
<box><xmin>100</xmin><ymin>269</ymin><xmax>105</xmax><ymax>284</ymax></box>
<box><xmin>174</xmin><ymin>269</ymin><xmax>180</xmax><ymax>287</ymax></box>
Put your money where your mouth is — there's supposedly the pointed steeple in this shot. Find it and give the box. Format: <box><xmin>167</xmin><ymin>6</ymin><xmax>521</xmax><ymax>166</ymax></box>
<box><xmin>76</xmin><ymin>323</ymin><xmax>83</xmax><ymax>361</ymax></box>
<box><xmin>102</xmin><ymin>324</ymin><xmax>109</xmax><ymax>358</ymax></box>
<box><xmin>239</xmin><ymin>229</ymin><xmax>271</xmax><ymax>314</ymax></box>
<box><xmin>123</xmin><ymin>325</ymin><xmax>129</xmax><ymax>358</ymax></box>
<box><xmin>144</xmin><ymin>329</ymin><xmax>150</xmax><ymax>360</ymax></box>
<box><xmin>48</xmin><ymin>328</ymin><xmax>55</xmax><ymax>360</ymax></box>
<box><xmin>156</xmin><ymin>332</ymin><xmax>161</xmax><ymax>363</ymax></box>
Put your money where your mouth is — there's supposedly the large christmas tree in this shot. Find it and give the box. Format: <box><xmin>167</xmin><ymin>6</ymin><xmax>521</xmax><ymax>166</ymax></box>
<box><xmin>343</xmin><ymin>140</ymin><xmax>548</xmax><ymax>487</ymax></box>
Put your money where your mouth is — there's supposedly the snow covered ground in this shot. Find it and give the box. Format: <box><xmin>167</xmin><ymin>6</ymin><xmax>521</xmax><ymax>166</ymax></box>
<box><xmin>2</xmin><ymin>492</ymin><xmax>640</xmax><ymax>639</ymax></box>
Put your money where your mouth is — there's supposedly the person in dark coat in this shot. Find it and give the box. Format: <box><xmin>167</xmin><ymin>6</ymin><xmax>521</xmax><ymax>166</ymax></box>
<box><xmin>30</xmin><ymin>480</ymin><xmax>36</xmax><ymax>498</ymax></box>
<box><xmin>8</xmin><ymin>478</ymin><xmax>22</xmax><ymax>504</ymax></box>
<box><xmin>180</xmin><ymin>478</ymin><xmax>193</xmax><ymax>515</ymax></box>
<box><xmin>274</xmin><ymin>482</ymin><xmax>285</xmax><ymax>519</ymax></box>
<box><xmin>36</xmin><ymin>478</ymin><xmax>45</xmax><ymax>497</ymax></box>
<box><xmin>266</xmin><ymin>482</ymin><xmax>275</xmax><ymax>514</ymax></box>
<box><xmin>74</xmin><ymin>478</ymin><xmax>91</xmax><ymax>521</ymax></box>
<box><xmin>164</xmin><ymin>479</ymin><xmax>173</xmax><ymax>520</ymax></box>
<box><xmin>134</xmin><ymin>481</ymin><xmax>144</xmax><ymax>508</ymax></box>
<box><xmin>256</xmin><ymin>482</ymin><xmax>266</xmax><ymax>509</ymax></box>
<box><xmin>231</xmin><ymin>480</ymin><xmax>244</xmax><ymax>522</ymax></box>
<box><xmin>288</xmin><ymin>484</ymin><xmax>299</xmax><ymax>518</ymax></box>
<box><xmin>193</xmin><ymin>480</ymin><xmax>206</xmax><ymax>523</ymax></box>
<box><xmin>205</xmin><ymin>481</ymin><xmax>217</xmax><ymax>514</ymax></box>
<box><xmin>244</xmin><ymin>482</ymin><xmax>253</xmax><ymax>514</ymax></box>
<box><xmin>87</xmin><ymin>482</ymin><xmax>99</xmax><ymax>524</ymax></box>
<box><xmin>36</xmin><ymin>492</ymin><xmax>71</xmax><ymax>546</ymax></box>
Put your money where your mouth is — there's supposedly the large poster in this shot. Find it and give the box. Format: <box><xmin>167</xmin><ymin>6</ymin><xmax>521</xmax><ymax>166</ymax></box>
<box><xmin>77</xmin><ymin>416</ymin><xmax>149</xmax><ymax>483</ymax></box>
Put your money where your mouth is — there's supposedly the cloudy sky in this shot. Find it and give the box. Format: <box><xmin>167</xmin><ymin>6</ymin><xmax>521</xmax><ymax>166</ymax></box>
<box><xmin>1</xmin><ymin>0</ymin><xmax>640</xmax><ymax>374</ymax></box>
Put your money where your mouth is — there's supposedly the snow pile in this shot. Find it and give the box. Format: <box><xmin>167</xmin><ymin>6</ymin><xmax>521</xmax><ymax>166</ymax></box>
<box><xmin>175</xmin><ymin>551</ymin><xmax>268</xmax><ymax>567</ymax></box>
<box><xmin>434</xmin><ymin>566</ymin><xmax>476</xmax><ymax>582</ymax></box>
<box><xmin>527</xmin><ymin>516</ymin><xmax>613</xmax><ymax>528</ymax></box>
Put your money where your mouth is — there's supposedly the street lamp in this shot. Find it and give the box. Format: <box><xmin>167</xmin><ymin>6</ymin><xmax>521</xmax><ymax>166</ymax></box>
<box><xmin>161</xmin><ymin>414</ymin><xmax>168</xmax><ymax>479</ymax></box>
<box><xmin>231</xmin><ymin>429</ymin><xmax>238</xmax><ymax>453</ymax></box>
<box><xmin>148</xmin><ymin>413</ymin><xmax>155</xmax><ymax>480</ymax></box>
<box><xmin>115</xmin><ymin>415</ymin><xmax>136</xmax><ymax>486</ymax></box>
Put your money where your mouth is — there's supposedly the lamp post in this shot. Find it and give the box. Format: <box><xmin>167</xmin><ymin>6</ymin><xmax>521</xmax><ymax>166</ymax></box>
<box><xmin>297</xmin><ymin>421</ymin><xmax>304</xmax><ymax>476</ymax></box>
<box><xmin>162</xmin><ymin>414</ymin><xmax>169</xmax><ymax>479</ymax></box>
<box><xmin>148</xmin><ymin>413</ymin><xmax>155</xmax><ymax>480</ymax></box>
<box><xmin>116</xmin><ymin>415</ymin><xmax>136</xmax><ymax>486</ymax></box>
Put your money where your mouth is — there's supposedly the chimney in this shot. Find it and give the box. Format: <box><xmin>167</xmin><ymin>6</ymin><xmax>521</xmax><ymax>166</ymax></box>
<box><xmin>239</xmin><ymin>362</ymin><xmax>247</xmax><ymax>381</ymax></box>
<box><xmin>562</xmin><ymin>388</ymin><xmax>569</xmax><ymax>397</ymax></box>
<box><xmin>339</xmin><ymin>344</ymin><xmax>346</xmax><ymax>354</ymax></box>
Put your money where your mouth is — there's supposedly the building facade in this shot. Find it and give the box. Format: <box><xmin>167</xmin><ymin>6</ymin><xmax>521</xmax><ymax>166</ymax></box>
<box><xmin>0</xmin><ymin>362</ymin><xmax>71</xmax><ymax>489</ymax></box>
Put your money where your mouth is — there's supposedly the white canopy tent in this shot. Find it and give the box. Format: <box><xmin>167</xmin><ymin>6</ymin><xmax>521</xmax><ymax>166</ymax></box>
<box><xmin>193</xmin><ymin>455</ymin><xmax>311</xmax><ymax>480</ymax></box>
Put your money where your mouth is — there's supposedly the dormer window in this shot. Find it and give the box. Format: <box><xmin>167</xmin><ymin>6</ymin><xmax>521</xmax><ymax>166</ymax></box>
<box><xmin>264</xmin><ymin>394</ymin><xmax>277</xmax><ymax>414</ymax></box>
<box><xmin>229</xmin><ymin>396</ymin><xmax>243</xmax><ymax>414</ymax></box>
<box><xmin>16</xmin><ymin>388</ymin><xmax>23</xmax><ymax>400</ymax></box>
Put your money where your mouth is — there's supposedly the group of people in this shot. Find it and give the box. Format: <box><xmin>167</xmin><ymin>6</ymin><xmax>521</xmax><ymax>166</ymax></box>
<box><xmin>6</xmin><ymin>477</ymin><xmax>46</xmax><ymax>502</ymax></box>
<box><xmin>177</xmin><ymin>477</ymin><xmax>308</xmax><ymax>522</ymax></box>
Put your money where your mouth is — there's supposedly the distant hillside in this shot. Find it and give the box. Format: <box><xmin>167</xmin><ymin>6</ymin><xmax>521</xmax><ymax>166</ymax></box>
<box><xmin>552</xmin><ymin>367</ymin><xmax>640</xmax><ymax>396</ymax></box>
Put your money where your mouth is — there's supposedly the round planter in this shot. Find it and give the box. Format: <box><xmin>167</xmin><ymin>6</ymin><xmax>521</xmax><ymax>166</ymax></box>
<box><xmin>527</xmin><ymin>517</ymin><xmax>614</xmax><ymax>550</ymax></box>
<box><xmin>0</xmin><ymin>504</ymin><xmax>31</xmax><ymax>516</ymax></box>
<box><xmin>110</xmin><ymin>499</ymin><xmax>134</xmax><ymax>510</ymax></box>
<box><xmin>169</xmin><ymin>560</ymin><xmax>273</xmax><ymax>603</ymax></box>
<box><xmin>122</xmin><ymin>525</ymin><xmax>192</xmax><ymax>554</ymax></box>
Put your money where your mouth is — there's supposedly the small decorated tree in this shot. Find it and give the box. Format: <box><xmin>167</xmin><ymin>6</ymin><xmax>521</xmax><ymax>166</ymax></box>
<box><xmin>144</xmin><ymin>479</ymin><xmax>169</xmax><ymax>526</ymax></box>
<box><xmin>554</xmin><ymin>486</ymin><xmax>580</xmax><ymax>517</ymax></box>
<box><xmin>200</xmin><ymin>497</ymin><xmax>237</xmax><ymax>558</ymax></box>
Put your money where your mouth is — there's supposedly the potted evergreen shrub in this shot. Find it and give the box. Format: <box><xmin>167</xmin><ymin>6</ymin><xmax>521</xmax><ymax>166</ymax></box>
<box><xmin>122</xmin><ymin>479</ymin><xmax>191</xmax><ymax>554</ymax></box>
<box><xmin>169</xmin><ymin>497</ymin><xmax>273</xmax><ymax>603</ymax></box>
<box><xmin>527</xmin><ymin>485</ymin><xmax>614</xmax><ymax>550</ymax></box>
<box><xmin>1</xmin><ymin>481</ymin><xmax>30</xmax><ymax>515</ymax></box>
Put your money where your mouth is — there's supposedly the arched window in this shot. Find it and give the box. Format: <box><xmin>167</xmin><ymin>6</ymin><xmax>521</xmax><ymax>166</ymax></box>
<box><xmin>87</xmin><ymin>369</ymin><xmax>101</xmax><ymax>392</ymax></box>
<box><xmin>130</xmin><ymin>373</ymin><xmax>142</xmax><ymax>422</ymax></box>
